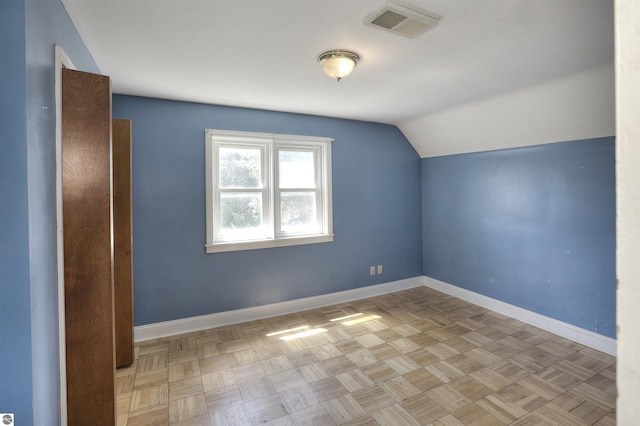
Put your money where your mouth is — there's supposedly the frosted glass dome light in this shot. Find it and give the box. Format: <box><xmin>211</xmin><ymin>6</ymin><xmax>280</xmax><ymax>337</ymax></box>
<box><xmin>318</xmin><ymin>50</ymin><xmax>360</xmax><ymax>82</ymax></box>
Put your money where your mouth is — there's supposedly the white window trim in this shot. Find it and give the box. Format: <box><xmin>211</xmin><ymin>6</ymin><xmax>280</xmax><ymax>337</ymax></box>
<box><xmin>205</xmin><ymin>129</ymin><xmax>333</xmax><ymax>253</ymax></box>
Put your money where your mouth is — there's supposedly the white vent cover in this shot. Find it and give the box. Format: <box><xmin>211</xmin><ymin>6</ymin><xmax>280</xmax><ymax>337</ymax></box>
<box><xmin>364</xmin><ymin>2</ymin><xmax>439</xmax><ymax>38</ymax></box>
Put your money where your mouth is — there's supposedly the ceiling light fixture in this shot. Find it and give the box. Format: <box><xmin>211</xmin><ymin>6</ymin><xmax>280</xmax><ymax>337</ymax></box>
<box><xmin>317</xmin><ymin>50</ymin><xmax>360</xmax><ymax>82</ymax></box>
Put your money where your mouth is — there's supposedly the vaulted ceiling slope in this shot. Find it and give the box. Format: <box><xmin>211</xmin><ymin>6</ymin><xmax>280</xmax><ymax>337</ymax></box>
<box><xmin>61</xmin><ymin>0</ymin><xmax>615</xmax><ymax>157</ymax></box>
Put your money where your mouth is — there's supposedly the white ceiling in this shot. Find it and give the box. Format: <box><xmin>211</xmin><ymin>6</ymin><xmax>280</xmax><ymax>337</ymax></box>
<box><xmin>61</xmin><ymin>0</ymin><xmax>614</xmax><ymax>157</ymax></box>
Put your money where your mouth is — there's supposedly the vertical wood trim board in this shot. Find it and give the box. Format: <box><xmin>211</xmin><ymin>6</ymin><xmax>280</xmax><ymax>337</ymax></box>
<box><xmin>62</xmin><ymin>68</ymin><xmax>116</xmax><ymax>425</ymax></box>
<box><xmin>113</xmin><ymin>118</ymin><xmax>134</xmax><ymax>367</ymax></box>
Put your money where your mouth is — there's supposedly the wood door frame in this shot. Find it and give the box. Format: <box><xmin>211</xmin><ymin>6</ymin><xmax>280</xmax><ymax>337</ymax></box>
<box><xmin>55</xmin><ymin>44</ymin><xmax>75</xmax><ymax>426</ymax></box>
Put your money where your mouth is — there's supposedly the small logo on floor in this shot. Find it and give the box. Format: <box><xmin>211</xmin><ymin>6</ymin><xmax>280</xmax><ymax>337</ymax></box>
<box><xmin>1</xmin><ymin>414</ymin><xmax>14</xmax><ymax>425</ymax></box>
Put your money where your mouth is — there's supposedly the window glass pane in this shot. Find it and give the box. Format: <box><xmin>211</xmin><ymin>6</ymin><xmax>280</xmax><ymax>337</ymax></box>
<box><xmin>279</xmin><ymin>150</ymin><xmax>315</xmax><ymax>188</ymax></box>
<box><xmin>220</xmin><ymin>192</ymin><xmax>263</xmax><ymax>237</ymax></box>
<box><xmin>219</xmin><ymin>147</ymin><xmax>261</xmax><ymax>188</ymax></box>
<box><xmin>280</xmin><ymin>192</ymin><xmax>317</xmax><ymax>233</ymax></box>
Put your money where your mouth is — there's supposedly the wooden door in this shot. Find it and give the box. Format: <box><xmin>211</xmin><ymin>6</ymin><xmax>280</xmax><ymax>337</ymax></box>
<box><xmin>62</xmin><ymin>68</ymin><xmax>115</xmax><ymax>425</ymax></box>
<box><xmin>113</xmin><ymin>118</ymin><xmax>134</xmax><ymax>367</ymax></box>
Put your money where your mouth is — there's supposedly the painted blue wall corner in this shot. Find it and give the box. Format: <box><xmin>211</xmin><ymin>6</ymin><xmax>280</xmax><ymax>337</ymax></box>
<box><xmin>422</xmin><ymin>137</ymin><xmax>616</xmax><ymax>338</ymax></box>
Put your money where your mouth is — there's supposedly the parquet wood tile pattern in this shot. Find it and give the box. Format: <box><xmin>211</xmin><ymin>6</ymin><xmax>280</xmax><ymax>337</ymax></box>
<box><xmin>117</xmin><ymin>287</ymin><xmax>616</xmax><ymax>425</ymax></box>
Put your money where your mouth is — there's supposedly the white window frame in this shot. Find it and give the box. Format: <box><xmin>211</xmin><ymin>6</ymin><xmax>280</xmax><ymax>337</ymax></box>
<box><xmin>206</xmin><ymin>129</ymin><xmax>333</xmax><ymax>253</ymax></box>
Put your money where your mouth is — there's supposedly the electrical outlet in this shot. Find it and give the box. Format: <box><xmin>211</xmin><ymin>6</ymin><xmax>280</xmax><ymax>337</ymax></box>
<box><xmin>377</xmin><ymin>265</ymin><xmax>383</xmax><ymax>274</ymax></box>
<box><xmin>370</xmin><ymin>266</ymin><xmax>376</xmax><ymax>276</ymax></box>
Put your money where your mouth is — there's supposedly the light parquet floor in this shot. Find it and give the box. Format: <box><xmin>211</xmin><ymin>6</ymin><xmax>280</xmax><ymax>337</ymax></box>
<box><xmin>117</xmin><ymin>286</ymin><xmax>616</xmax><ymax>425</ymax></box>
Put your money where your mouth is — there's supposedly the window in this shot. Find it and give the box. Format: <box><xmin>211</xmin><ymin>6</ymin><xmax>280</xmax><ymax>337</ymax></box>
<box><xmin>205</xmin><ymin>129</ymin><xmax>333</xmax><ymax>253</ymax></box>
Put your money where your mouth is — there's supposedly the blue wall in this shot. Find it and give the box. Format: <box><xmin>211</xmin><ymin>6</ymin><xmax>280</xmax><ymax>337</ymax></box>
<box><xmin>112</xmin><ymin>95</ymin><xmax>424</xmax><ymax>326</ymax></box>
<box><xmin>422</xmin><ymin>137</ymin><xmax>616</xmax><ymax>338</ymax></box>
<box><xmin>0</xmin><ymin>0</ymin><xmax>99</xmax><ymax>423</ymax></box>
<box><xmin>1</xmin><ymin>0</ymin><xmax>32</xmax><ymax>423</ymax></box>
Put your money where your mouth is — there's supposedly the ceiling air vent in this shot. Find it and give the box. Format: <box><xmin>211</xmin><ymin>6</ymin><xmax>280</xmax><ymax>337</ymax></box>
<box><xmin>364</xmin><ymin>2</ymin><xmax>439</xmax><ymax>38</ymax></box>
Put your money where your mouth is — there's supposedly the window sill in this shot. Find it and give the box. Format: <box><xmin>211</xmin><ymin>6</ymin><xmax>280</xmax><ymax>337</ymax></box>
<box><xmin>205</xmin><ymin>234</ymin><xmax>334</xmax><ymax>253</ymax></box>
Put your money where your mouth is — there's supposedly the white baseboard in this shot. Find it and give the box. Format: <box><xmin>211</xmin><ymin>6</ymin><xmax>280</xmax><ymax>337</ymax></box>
<box><xmin>135</xmin><ymin>275</ymin><xmax>616</xmax><ymax>357</ymax></box>
<box><xmin>134</xmin><ymin>276</ymin><xmax>424</xmax><ymax>342</ymax></box>
<box><xmin>422</xmin><ymin>276</ymin><xmax>616</xmax><ymax>357</ymax></box>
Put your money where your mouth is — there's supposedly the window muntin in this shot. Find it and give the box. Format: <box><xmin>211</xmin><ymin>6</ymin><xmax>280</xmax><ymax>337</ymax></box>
<box><xmin>206</xmin><ymin>130</ymin><xmax>333</xmax><ymax>253</ymax></box>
